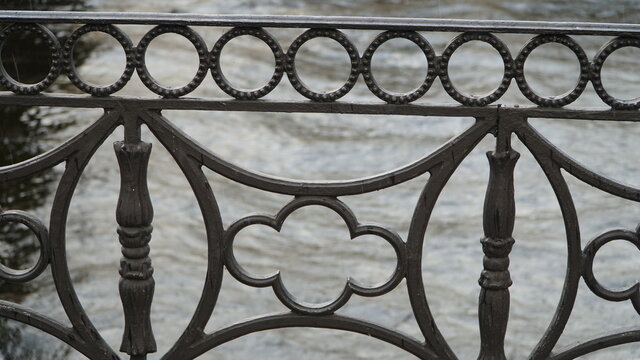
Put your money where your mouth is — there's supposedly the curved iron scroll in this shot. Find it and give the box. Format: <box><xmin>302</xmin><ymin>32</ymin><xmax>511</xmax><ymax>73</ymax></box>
<box><xmin>514</xmin><ymin>118</ymin><xmax>640</xmax><ymax>359</ymax></box>
<box><xmin>0</xmin><ymin>11</ymin><xmax>639</xmax><ymax>360</ymax></box>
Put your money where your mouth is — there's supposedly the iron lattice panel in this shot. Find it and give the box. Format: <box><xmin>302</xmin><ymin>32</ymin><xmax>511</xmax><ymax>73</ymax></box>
<box><xmin>0</xmin><ymin>11</ymin><xmax>638</xmax><ymax>360</ymax></box>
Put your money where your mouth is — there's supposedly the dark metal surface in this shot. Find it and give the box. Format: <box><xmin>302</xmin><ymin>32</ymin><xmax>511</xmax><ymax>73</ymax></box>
<box><xmin>2</xmin><ymin>12</ymin><xmax>640</xmax><ymax>107</ymax></box>
<box><xmin>0</xmin><ymin>10</ymin><xmax>638</xmax><ymax>360</ymax></box>
<box><xmin>3</xmin><ymin>11</ymin><xmax>640</xmax><ymax>36</ymax></box>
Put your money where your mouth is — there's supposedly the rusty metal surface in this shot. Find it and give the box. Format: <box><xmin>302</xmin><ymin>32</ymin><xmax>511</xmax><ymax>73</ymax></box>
<box><xmin>0</xmin><ymin>11</ymin><xmax>638</xmax><ymax>360</ymax></box>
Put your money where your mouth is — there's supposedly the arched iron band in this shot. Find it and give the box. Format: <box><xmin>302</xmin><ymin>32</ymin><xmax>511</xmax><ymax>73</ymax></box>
<box><xmin>0</xmin><ymin>300</ymin><xmax>99</xmax><ymax>359</ymax></box>
<box><xmin>139</xmin><ymin>110</ymin><xmax>494</xmax><ymax>196</ymax></box>
<box><xmin>180</xmin><ymin>313</ymin><xmax>438</xmax><ymax>359</ymax></box>
<box><xmin>0</xmin><ymin>110</ymin><xmax>122</xmax><ymax>182</ymax></box>
<box><xmin>405</xmin><ymin>160</ymin><xmax>469</xmax><ymax>360</ymax></box>
<box><xmin>44</xmin><ymin>112</ymin><xmax>124</xmax><ymax>359</ymax></box>
<box><xmin>224</xmin><ymin>196</ymin><xmax>406</xmax><ymax>315</ymax></box>
<box><xmin>516</xmin><ymin>129</ymin><xmax>582</xmax><ymax>360</ymax></box>
<box><xmin>549</xmin><ymin>329</ymin><xmax>640</xmax><ymax>360</ymax></box>
<box><xmin>145</xmin><ymin>140</ymin><xmax>225</xmax><ymax>359</ymax></box>
<box><xmin>516</xmin><ymin>121</ymin><xmax>640</xmax><ymax>201</ymax></box>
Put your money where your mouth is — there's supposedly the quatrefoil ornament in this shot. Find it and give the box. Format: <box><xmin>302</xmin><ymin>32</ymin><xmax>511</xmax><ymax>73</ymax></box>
<box><xmin>223</xmin><ymin>196</ymin><xmax>407</xmax><ymax>315</ymax></box>
<box><xmin>582</xmin><ymin>228</ymin><xmax>640</xmax><ymax>315</ymax></box>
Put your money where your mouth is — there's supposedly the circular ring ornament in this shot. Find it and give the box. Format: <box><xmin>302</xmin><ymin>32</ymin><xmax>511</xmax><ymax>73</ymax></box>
<box><xmin>136</xmin><ymin>25</ymin><xmax>208</xmax><ymax>98</ymax></box>
<box><xmin>591</xmin><ymin>37</ymin><xmax>640</xmax><ymax>110</ymax></box>
<box><xmin>285</xmin><ymin>29</ymin><xmax>360</xmax><ymax>102</ymax></box>
<box><xmin>439</xmin><ymin>32</ymin><xmax>514</xmax><ymax>106</ymax></box>
<box><xmin>362</xmin><ymin>31</ymin><xmax>437</xmax><ymax>104</ymax></box>
<box><xmin>63</xmin><ymin>24</ymin><xmax>135</xmax><ymax>96</ymax></box>
<box><xmin>0</xmin><ymin>23</ymin><xmax>61</xmax><ymax>95</ymax></box>
<box><xmin>210</xmin><ymin>27</ymin><xmax>284</xmax><ymax>100</ymax></box>
<box><xmin>582</xmin><ymin>228</ymin><xmax>640</xmax><ymax>314</ymax></box>
<box><xmin>514</xmin><ymin>35</ymin><xmax>589</xmax><ymax>107</ymax></box>
<box><xmin>0</xmin><ymin>210</ymin><xmax>50</xmax><ymax>283</ymax></box>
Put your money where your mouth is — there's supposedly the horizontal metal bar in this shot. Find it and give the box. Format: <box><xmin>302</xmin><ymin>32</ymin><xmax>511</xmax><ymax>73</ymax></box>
<box><xmin>0</xmin><ymin>93</ymin><xmax>498</xmax><ymax>117</ymax></box>
<box><xmin>0</xmin><ymin>94</ymin><xmax>638</xmax><ymax>121</ymax></box>
<box><xmin>501</xmin><ymin>107</ymin><xmax>640</xmax><ymax>121</ymax></box>
<box><xmin>0</xmin><ymin>11</ymin><xmax>639</xmax><ymax>36</ymax></box>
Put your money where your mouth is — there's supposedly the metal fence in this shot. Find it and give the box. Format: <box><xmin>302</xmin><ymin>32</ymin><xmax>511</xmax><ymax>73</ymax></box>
<box><xmin>0</xmin><ymin>11</ymin><xmax>639</xmax><ymax>360</ymax></box>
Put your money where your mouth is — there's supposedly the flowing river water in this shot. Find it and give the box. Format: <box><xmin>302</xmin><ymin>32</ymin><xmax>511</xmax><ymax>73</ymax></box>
<box><xmin>1</xmin><ymin>0</ymin><xmax>640</xmax><ymax>359</ymax></box>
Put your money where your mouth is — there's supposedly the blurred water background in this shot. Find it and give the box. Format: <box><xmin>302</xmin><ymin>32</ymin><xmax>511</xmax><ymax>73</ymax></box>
<box><xmin>1</xmin><ymin>0</ymin><xmax>639</xmax><ymax>359</ymax></box>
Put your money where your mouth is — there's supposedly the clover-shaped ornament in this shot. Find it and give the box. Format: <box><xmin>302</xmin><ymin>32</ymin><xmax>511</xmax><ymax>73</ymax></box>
<box><xmin>224</xmin><ymin>196</ymin><xmax>407</xmax><ymax>315</ymax></box>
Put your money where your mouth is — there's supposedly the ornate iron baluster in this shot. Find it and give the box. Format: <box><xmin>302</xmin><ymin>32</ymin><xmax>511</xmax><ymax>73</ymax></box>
<box><xmin>114</xmin><ymin>110</ymin><xmax>157</xmax><ymax>359</ymax></box>
<box><xmin>478</xmin><ymin>111</ymin><xmax>519</xmax><ymax>360</ymax></box>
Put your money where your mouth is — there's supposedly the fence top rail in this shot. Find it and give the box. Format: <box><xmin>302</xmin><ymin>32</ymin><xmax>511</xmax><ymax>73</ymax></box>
<box><xmin>0</xmin><ymin>10</ymin><xmax>639</xmax><ymax>36</ymax></box>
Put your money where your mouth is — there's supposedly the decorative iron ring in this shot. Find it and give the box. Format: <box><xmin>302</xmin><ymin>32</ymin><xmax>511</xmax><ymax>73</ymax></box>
<box><xmin>591</xmin><ymin>37</ymin><xmax>640</xmax><ymax>110</ymax></box>
<box><xmin>136</xmin><ymin>25</ymin><xmax>208</xmax><ymax>98</ymax></box>
<box><xmin>285</xmin><ymin>29</ymin><xmax>360</xmax><ymax>102</ymax></box>
<box><xmin>63</xmin><ymin>24</ymin><xmax>135</xmax><ymax>96</ymax></box>
<box><xmin>210</xmin><ymin>27</ymin><xmax>284</xmax><ymax>100</ymax></box>
<box><xmin>362</xmin><ymin>31</ymin><xmax>437</xmax><ymax>104</ymax></box>
<box><xmin>0</xmin><ymin>210</ymin><xmax>50</xmax><ymax>283</ymax></box>
<box><xmin>514</xmin><ymin>35</ymin><xmax>589</xmax><ymax>107</ymax></box>
<box><xmin>582</xmin><ymin>228</ymin><xmax>640</xmax><ymax>314</ymax></box>
<box><xmin>439</xmin><ymin>32</ymin><xmax>513</xmax><ymax>106</ymax></box>
<box><xmin>0</xmin><ymin>23</ymin><xmax>61</xmax><ymax>95</ymax></box>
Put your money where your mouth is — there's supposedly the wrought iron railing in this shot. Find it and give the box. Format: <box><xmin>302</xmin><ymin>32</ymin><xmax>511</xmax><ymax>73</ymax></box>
<box><xmin>0</xmin><ymin>11</ymin><xmax>639</xmax><ymax>360</ymax></box>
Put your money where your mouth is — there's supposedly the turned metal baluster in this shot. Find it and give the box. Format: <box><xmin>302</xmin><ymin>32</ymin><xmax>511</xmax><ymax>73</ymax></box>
<box><xmin>478</xmin><ymin>113</ymin><xmax>519</xmax><ymax>360</ymax></box>
<box><xmin>114</xmin><ymin>111</ymin><xmax>157</xmax><ymax>359</ymax></box>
